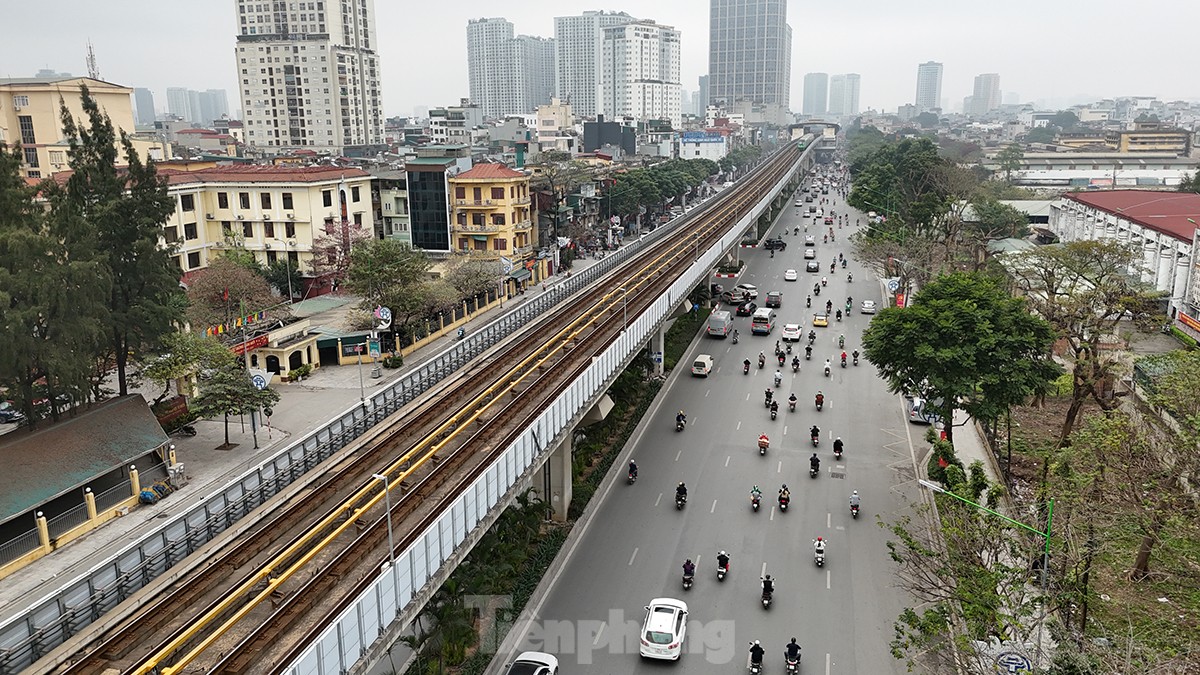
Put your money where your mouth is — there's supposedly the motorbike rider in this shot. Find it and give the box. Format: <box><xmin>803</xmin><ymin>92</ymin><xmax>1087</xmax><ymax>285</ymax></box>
<box><xmin>751</xmin><ymin>484</ymin><xmax>763</xmax><ymax>502</ymax></box>
<box><xmin>847</xmin><ymin>272</ymin><xmax>853</xmax><ymax>283</ymax></box>
<box><xmin>810</xmin><ymin>452</ymin><xmax>821</xmax><ymax>472</ymax></box>
<box><xmin>846</xmin><ymin>296</ymin><xmax>853</xmax><ymax>310</ymax></box>
<box><xmin>815</xmin><ymin>391</ymin><xmax>824</xmax><ymax>407</ymax></box>
<box><xmin>744</xmin><ymin>357</ymin><xmax>752</xmax><ymax>372</ymax></box>
<box><xmin>764</xmin><ymin>388</ymin><xmax>773</xmax><ymax>405</ymax></box>
<box><xmin>778</xmin><ymin>352</ymin><xmax>786</xmax><ymax>366</ymax></box>
<box><xmin>683</xmin><ymin>558</ymin><xmax>696</xmax><ymax>577</ymax></box>
<box><xmin>785</xmin><ymin>638</ymin><xmax>802</xmax><ymax>662</ymax></box>
<box><xmin>852</xmin><ymin>349</ymin><xmax>860</xmax><ymax>364</ymax></box>
<box><xmin>804</xmin><ymin>344</ymin><xmax>812</xmax><ymax>359</ymax></box>
<box><xmin>749</xmin><ymin>640</ymin><xmax>766</xmax><ymax>666</ymax></box>
<box><xmin>761</xmin><ymin>574</ymin><xmax>775</xmax><ymax>597</ymax></box>
<box><xmin>788</xmin><ymin>392</ymin><xmax>798</xmax><ymax>409</ymax></box>
<box><xmin>834</xmin><ymin>437</ymin><xmax>844</xmax><ymax>456</ymax></box>
<box><xmin>769</xmin><ymin>399</ymin><xmax>779</xmax><ymax>416</ymax></box>
<box><xmin>810</xmin><ymin>426</ymin><xmax>821</xmax><ymax>443</ymax></box>
<box><xmin>806</xmin><ymin>295</ymin><xmax>811</xmax><ymax>308</ymax></box>
<box><xmin>808</xmin><ymin>329</ymin><xmax>817</xmax><ymax>343</ymax></box>
<box><xmin>825</xmin><ymin>299</ymin><xmax>833</xmax><ymax>313</ymax></box>
<box><xmin>758</xmin><ymin>351</ymin><xmax>766</xmax><ymax>368</ymax></box>
<box><xmin>791</xmin><ymin>355</ymin><xmax>800</xmax><ymax>370</ymax></box>
<box><xmin>849</xmin><ymin>490</ymin><xmax>861</xmax><ymax>509</ymax></box>
<box><xmin>774</xmin><ymin>369</ymin><xmax>783</xmax><ymax>385</ymax></box>
<box><xmin>814</xmin><ymin>537</ymin><xmax>827</xmax><ymax>556</ymax></box>
<box><xmin>676</xmin><ymin>410</ymin><xmax>687</xmax><ymax>426</ymax></box>
<box><xmin>676</xmin><ymin>482</ymin><xmax>688</xmax><ymax>501</ymax></box>
<box><xmin>717</xmin><ymin>550</ymin><xmax>731</xmax><ymax>570</ymax></box>
<box><xmin>733</xmin><ymin>329</ymin><xmax>740</xmax><ymax>341</ymax></box>
<box><xmin>841</xmin><ymin>350</ymin><xmax>848</xmax><ymax>365</ymax></box>
<box><xmin>628</xmin><ymin>459</ymin><xmax>638</xmax><ymax>479</ymax></box>
<box><xmin>835</xmin><ymin>309</ymin><xmax>842</xmax><ymax>321</ymax></box>
<box><xmin>824</xmin><ymin>358</ymin><xmax>832</xmax><ymax>374</ymax></box>
<box><xmin>779</xmin><ymin>484</ymin><xmax>791</xmax><ymax>502</ymax></box>
<box><xmin>821</xmin><ymin>276</ymin><xmax>828</xmax><ymax>286</ymax></box>
<box><xmin>838</xmin><ymin>335</ymin><xmax>845</xmax><ymax>349</ymax></box>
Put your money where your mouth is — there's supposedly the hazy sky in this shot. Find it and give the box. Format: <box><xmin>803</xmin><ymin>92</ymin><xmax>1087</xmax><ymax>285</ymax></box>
<box><xmin>5</xmin><ymin>0</ymin><xmax>1198</xmax><ymax>118</ymax></box>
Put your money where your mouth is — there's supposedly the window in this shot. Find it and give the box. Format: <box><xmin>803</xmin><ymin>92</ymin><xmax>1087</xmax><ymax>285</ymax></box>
<box><xmin>218</xmin><ymin>192</ymin><xmax>229</xmax><ymax>208</ymax></box>
<box><xmin>221</xmin><ymin>222</ymin><xmax>234</xmax><ymax>238</ymax></box>
<box><xmin>48</xmin><ymin>150</ymin><xmax>65</xmax><ymax>164</ymax></box>
<box><xmin>181</xmin><ymin>194</ymin><xmax>195</xmax><ymax>211</ymax></box>
<box><xmin>455</xmin><ymin>186</ymin><xmax>465</xmax><ymax>199</ymax></box>
<box><xmin>18</xmin><ymin>116</ymin><xmax>35</xmax><ymax>144</ymax></box>
<box><xmin>322</xmin><ymin>189</ymin><xmax>332</xmax><ymax>207</ymax></box>
<box><xmin>164</xmin><ymin>226</ymin><xmax>179</xmax><ymax>243</ymax></box>
<box><xmin>266</xmin><ymin>249</ymin><xmax>278</xmax><ymax>264</ymax></box>
<box><xmin>494</xmin><ymin>238</ymin><xmax>507</xmax><ymax>251</ymax></box>
<box><xmin>187</xmin><ymin>251</ymin><xmax>201</xmax><ymax>268</ymax></box>
<box><xmin>261</xmin><ymin>192</ymin><xmax>272</xmax><ymax>209</ymax></box>
<box><xmin>12</xmin><ymin>95</ymin><xmax>29</xmax><ymax>107</ymax></box>
<box><xmin>351</xmin><ymin>186</ymin><xmax>360</xmax><ymax>202</ymax></box>
<box><xmin>184</xmin><ymin>222</ymin><xmax>198</xmax><ymax>240</ymax></box>
<box><xmin>243</xmin><ymin>222</ymin><xmax>254</xmax><ymax>237</ymax></box>
<box><xmin>23</xmin><ymin>147</ymin><xmax>39</xmax><ymax>167</ymax></box>
<box><xmin>287</xmin><ymin>250</ymin><xmax>298</xmax><ymax>266</ymax></box>
<box><xmin>239</xmin><ymin>192</ymin><xmax>251</xmax><ymax>209</ymax></box>
<box><xmin>264</xmin><ymin>221</ymin><xmax>275</xmax><ymax>238</ymax></box>
<box><xmin>26</xmin><ymin>170</ymin><xmax>40</xmax><ymax>178</ymax></box>
<box><xmin>282</xmin><ymin>192</ymin><xmax>293</xmax><ymax>209</ymax></box>
<box><xmin>491</xmin><ymin>187</ymin><xmax>504</xmax><ymax>200</ymax></box>
<box><xmin>285</xmin><ymin>223</ymin><xmax>296</xmax><ymax>238</ymax></box>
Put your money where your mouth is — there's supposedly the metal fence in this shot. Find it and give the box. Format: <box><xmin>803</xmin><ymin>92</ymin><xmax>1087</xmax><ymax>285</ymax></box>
<box><xmin>93</xmin><ymin>481</ymin><xmax>134</xmax><ymax>513</ymax></box>
<box><xmin>0</xmin><ymin>149</ymin><xmax>808</xmax><ymax>675</ymax></box>
<box><xmin>45</xmin><ymin>504</ymin><xmax>90</xmax><ymax>541</ymax></box>
<box><xmin>0</xmin><ymin>528</ymin><xmax>40</xmax><ymax>568</ymax></box>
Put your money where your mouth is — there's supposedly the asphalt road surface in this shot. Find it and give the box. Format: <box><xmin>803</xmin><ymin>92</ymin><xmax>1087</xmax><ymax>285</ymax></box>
<box><xmin>508</xmin><ymin>180</ymin><xmax>925</xmax><ymax>674</ymax></box>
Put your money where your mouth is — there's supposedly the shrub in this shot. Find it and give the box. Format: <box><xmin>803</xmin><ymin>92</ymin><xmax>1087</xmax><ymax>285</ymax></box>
<box><xmin>383</xmin><ymin>354</ymin><xmax>404</xmax><ymax>368</ymax></box>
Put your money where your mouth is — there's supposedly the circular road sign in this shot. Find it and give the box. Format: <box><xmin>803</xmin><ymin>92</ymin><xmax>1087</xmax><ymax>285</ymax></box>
<box><xmin>251</xmin><ymin>374</ymin><xmax>268</xmax><ymax>390</ymax></box>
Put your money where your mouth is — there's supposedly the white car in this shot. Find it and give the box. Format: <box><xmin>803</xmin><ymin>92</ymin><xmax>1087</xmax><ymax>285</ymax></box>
<box><xmin>860</xmin><ymin>300</ymin><xmax>878</xmax><ymax>315</ymax></box>
<box><xmin>735</xmin><ymin>283</ymin><xmax>758</xmax><ymax>299</ymax></box>
<box><xmin>781</xmin><ymin>323</ymin><xmax>802</xmax><ymax>342</ymax></box>
<box><xmin>803</xmin><ymin>249</ymin><xmax>816</xmax><ymax>259</ymax></box>
<box><xmin>640</xmin><ymin>598</ymin><xmax>688</xmax><ymax>660</ymax></box>
<box><xmin>783</xmin><ymin>269</ymin><xmax>798</xmax><ymax>281</ymax></box>
<box><xmin>503</xmin><ymin>651</ymin><xmax>559</xmax><ymax>675</ymax></box>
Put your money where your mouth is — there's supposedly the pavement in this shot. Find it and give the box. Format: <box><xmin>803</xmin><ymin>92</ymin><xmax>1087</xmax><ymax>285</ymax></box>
<box><xmin>496</xmin><ymin>177</ymin><xmax>927</xmax><ymax>673</ymax></box>
<box><xmin>0</xmin><ymin>256</ymin><xmax>603</xmax><ymax>623</ymax></box>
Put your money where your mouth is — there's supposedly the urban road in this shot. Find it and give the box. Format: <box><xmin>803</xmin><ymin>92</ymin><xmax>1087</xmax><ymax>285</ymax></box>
<box><xmin>506</xmin><ymin>196</ymin><xmax>923</xmax><ymax>674</ymax></box>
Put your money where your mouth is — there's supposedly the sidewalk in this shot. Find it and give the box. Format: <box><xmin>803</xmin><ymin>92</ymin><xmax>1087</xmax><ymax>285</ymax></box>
<box><xmin>0</xmin><ymin>259</ymin><xmax>600</xmax><ymax>621</ymax></box>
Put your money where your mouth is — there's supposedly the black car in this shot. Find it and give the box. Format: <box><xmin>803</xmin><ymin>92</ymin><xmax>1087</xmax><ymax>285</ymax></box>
<box><xmin>710</xmin><ymin>282</ymin><xmax>724</xmax><ymax>296</ymax></box>
<box><xmin>805</xmin><ymin>195</ymin><xmax>814</xmax><ymax>202</ymax></box>
<box><xmin>764</xmin><ymin>237</ymin><xmax>787</xmax><ymax>251</ymax></box>
<box><xmin>0</xmin><ymin>401</ymin><xmax>26</xmax><ymax>424</ymax></box>
<box><xmin>805</xmin><ymin>260</ymin><xmax>821</xmax><ymax>273</ymax></box>
<box><xmin>736</xmin><ymin>300</ymin><xmax>758</xmax><ymax>316</ymax></box>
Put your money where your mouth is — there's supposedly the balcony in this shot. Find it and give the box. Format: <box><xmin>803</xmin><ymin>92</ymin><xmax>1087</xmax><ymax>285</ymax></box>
<box><xmin>512</xmin><ymin>219</ymin><xmax>533</xmax><ymax>232</ymax></box>
<box><xmin>512</xmin><ymin>195</ymin><xmax>531</xmax><ymax>205</ymax></box>
<box><xmin>455</xmin><ymin>223</ymin><xmax>502</xmax><ymax>234</ymax></box>
<box><xmin>453</xmin><ymin>199</ymin><xmax>500</xmax><ymax>208</ymax></box>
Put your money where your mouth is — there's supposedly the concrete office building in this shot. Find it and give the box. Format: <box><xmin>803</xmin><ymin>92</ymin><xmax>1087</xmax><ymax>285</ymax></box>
<box><xmin>234</xmin><ymin>0</ymin><xmax>384</xmax><ymax>154</ymax></box>
<box><xmin>697</xmin><ymin>74</ymin><xmax>709</xmax><ymax>116</ymax></box>
<box><xmin>802</xmin><ymin>72</ymin><xmax>828</xmax><ymax>115</ymax></box>
<box><xmin>709</xmin><ymin>0</ymin><xmax>792</xmax><ymax>125</ymax></box>
<box><xmin>554</xmin><ymin>11</ymin><xmax>636</xmax><ymax>118</ymax></box>
<box><xmin>915</xmin><ymin>61</ymin><xmax>943</xmax><ymax>113</ymax></box>
<box><xmin>827</xmin><ymin>73</ymin><xmax>860</xmax><ymax>116</ymax></box>
<box><xmin>133</xmin><ymin>87</ymin><xmax>156</xmax><ymax>126</ymax></box>
<box><xmin>970</xmin><ymin>73</ymin><xmax>1001</xmax><ymax>117</ymax></box>
<box><xmin>600</xmin><ymin>20</ymin><xmax>682</xmax><ymax>128</ymax></box>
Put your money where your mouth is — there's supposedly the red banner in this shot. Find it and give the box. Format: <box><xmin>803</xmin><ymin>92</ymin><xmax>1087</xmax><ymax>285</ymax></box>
<box><xmin>895</xmin><ymin>293</ymin><xmax>907</xmax><ymax>308</ymax></box>
<box><xmin>1179</xmin><ymin>312</ymin><xmax>1200</xmax><ymax>333</ymax></box>
<box><xmin>232</xmin><ymin>334</ymin><xmax>270</xmax><ymax>355</ymax></box>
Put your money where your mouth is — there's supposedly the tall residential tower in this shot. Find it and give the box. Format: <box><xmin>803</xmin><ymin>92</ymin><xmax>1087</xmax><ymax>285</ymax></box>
<box><xmin>915</xmin><ymin>61</ymin><xmax>943</xmax><ymax>113</ymax></box>
<box><xmin>970</xmin><ymin>73</ymin><xmax>1001</xmax><ymax>116</ymax></box>
<box><xmin>467</xmin><ymin>19</ymin><xmax>557</xmax><ymax>118</ymax></box>
<box><xmin>599</xmin><ymin>20</ymin><xmax>681</xmax><ymax>127</ymax></box>
<box><xmin>827</xmin><ymin>73</ymin><xmax>860</xmax><ymax>116</ymax></box>
<box><xmin>708</xmin><ymin>0</ymin><xmax>791</xmax><ymax>125</ymax></box>
<box><xmin>554</xmin><ymin>11</ymin><xmax>636</xmax><ymax>117</ymax></box>
<box><xmin>234</xmin><ymin>0</ymin><xmax>384</xmax><ymax>153</ymax></box>
<box><xmin>802</xmin><ymin>73</ymin><xmax>828</xmax><ymax>115</ymax></box>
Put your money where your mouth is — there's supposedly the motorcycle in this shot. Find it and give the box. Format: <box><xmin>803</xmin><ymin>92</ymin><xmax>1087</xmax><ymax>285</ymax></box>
<box><xmin>806</xmin><ymin>297</ymin><xmax>811</xmax><ymax>308</ymax></box>
<box><xmin>676</xmin><ymin>419</ymin><xmax>686</xmax><ymax>432</ymax></box>
<box><xmin>805</xmin><ymin>349</ymin><xmax>811</xmax><ymax>361</ymax></box>
<box><xmin>774</xmin><ymin>374</ymin><xmax>782</xmax><ymax>387</ymax></box>
<box><xmin>761</xmin><ymin>590</ymin><xmax>773</xmax><ymax>609</ymax></box>
<box><xmin>751</xmin><ymin>493</ymin><xmax>762</xmax><ymax>511</ymax></box>
<box><xmin>758</xmin><ymin>356</ymin><xmax>766</xmax><ymax>369</ymax></box>
<box><xmin>758</xmin><ymin>437</ymin><xmax>769</xmax><ymax>456</ymax></box>
<box><xmin>834</xmin><ymin>446</ymin><xmax>843</xmax><ymax>460</ymax></box>
<box><xmin>814</xmin><ymin>547</ymin><xmax>825</xmax><ymax>567</ymax></box>
<box><xmin>847</xmin><ymin>273</ymin><xmax>853</xmax><ymax>283</ymax></box>
<box><xmin>815</xmin><ymin>397</ymin><xmax>823</xmax><ymax>411</ymax></box>
<box><xmin>792</xmin><ymin>361</ymin><xmax>799</xmax><ymax>373</ymax></box>
<box><xmin>627</xmin><ymin>470</ymin><xmax>637</xmax><ymax>485</ymax></box>
<box><xmin>786</xmin><ymin>656</ymin><xmax>801</xmax><ymax>674</ymax></box>
<box><xmin>744</xmin><ymin>362</ymin><xmax>751</xmax><ymax>375</ymax></box>
<box><xmin>788</xmin><ymin>399</ymin><xmax>796</xmax><ymax>412</ymax></box>
<box><xmin>824</xmin><ymin>365</ymin><xmax>831</xmax><ymax>377</ymax></box>
<box><xmin>779</xmin><ymin>495</ymin><xmax>789</xmax><ymax>512</ymax></box>
<box><xmin>810</xmin><ymin>465</ymin><xmax>819</xmax><ymax>478</ymax></box>
<box><xmin>718</xmin><ymin>562</ymin><xmax>729</xmax><ymax>581</ymax></box>
<box><xmin>676</xmin><ymin>494</ymin><xmax>687</xmax><ymax>510</ymax></box>
<box><xmin>840</xmin><ymin>357</ymin><xmax>847</xmax><ymax>369</ymax></box>
<box><xmin>851</xmin><ymin>503</ymin><xmax>860</xmax><ymax>519</ymax></box>
<box><xmin>770</xmin><ymin>408</ymin><xmax>777</xmax><ymax>420</ymax></box>
<box><xmin>764</xmin><ymin>394</ymin><xmax>773</xmax><ymax>408</ymax></box>
<box><xmin>732</xmin><ymin>334</ymin><xmax>739</xmax><ymax>344</ymax></box>
<box><xmin>682</xmin><ymin>574</ymin><xmax>694</xmax><ymax>591</ymax></box>
<box><xmin>853</xmin><ymin>354</ymin><xmax>859</xmax><ymax>366</ymax></box>
<box><xmin>842</xmin><ymin>259</ymin><xmax>847</xmax><ymax>268</ymax></box>
<box><xmin>786</xmin><ymin>343</ymin><xmax>792</xmax><ymax>354</ymax></box>
<box><xmin>811</xmin><ymin>434</ymin><xmax>820</xmax><ymax>447</ymax></box>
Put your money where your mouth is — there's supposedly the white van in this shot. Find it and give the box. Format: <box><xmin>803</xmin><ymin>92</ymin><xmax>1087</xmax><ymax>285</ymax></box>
<box><xmin>692</xmin><ymin>354</ymin><xmax>715</xmax><ymax>377</ymax></box>
<box><xmin>706</xmin><ymin>310</ymin><xmax>734</xmax><ymax>338</ymax></box>
<box><xmin>750</xmin><ymin>308</ymin><xmax>777</xmax><ymax>335</ymax></box>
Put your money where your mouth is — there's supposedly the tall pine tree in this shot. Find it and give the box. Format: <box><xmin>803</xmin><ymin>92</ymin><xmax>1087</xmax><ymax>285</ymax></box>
<box><xmin>0</xmin><ymin>143</ymin><xmax>109</xmax><ymax>425</ymax></box>
<box><xmin>57</xmin><ymin>84</ymin><xmax>182</xmax><ymax>395</ymax></box>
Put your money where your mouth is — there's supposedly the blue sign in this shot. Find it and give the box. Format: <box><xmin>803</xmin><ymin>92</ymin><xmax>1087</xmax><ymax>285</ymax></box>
<box><xmin>251</xmin><ymin>374</ymin><xmax>268</xmax><ymax>390</ymax></box>
<box><xmin>995</xmin><ymin>652</ymin><xmax>1032</xmax><ymax>674</ymax></box>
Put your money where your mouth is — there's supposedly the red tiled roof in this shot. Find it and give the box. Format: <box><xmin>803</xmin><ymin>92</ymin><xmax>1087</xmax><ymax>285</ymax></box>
<box><xmin>455</xmin><ymin>163</ymin><xmax>526</xmax><ymax>180</ymax></box>
<box><xmin>159</xmin><ymin>164</ymin><xmax>371</xmax><ymax>185</ymax></box>
<box><xmin>176</xmin><ymin>128</ymin><xmax>218</xmax><ymax>135</ymax></box>
<box><xmin>1064</xmin><ymin>190</ymin><xmax>1200</xmax><ymax>243</ymax></box>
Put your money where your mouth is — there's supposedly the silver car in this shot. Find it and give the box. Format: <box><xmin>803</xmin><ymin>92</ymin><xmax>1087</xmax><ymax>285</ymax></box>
<box><xmin>860</xmin><ymin>300</ymin><xmax>878</xmax><ymax>314</ymax></box>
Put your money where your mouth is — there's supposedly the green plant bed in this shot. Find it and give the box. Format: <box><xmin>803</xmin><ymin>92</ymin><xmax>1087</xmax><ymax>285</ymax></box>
<box><xmin>716</xmin><ymin>260</ymin><xmax>744</xmax><ymax>274</ymax></box>
<box><xmin>1169</xmin><ymin>325</ymin><xmax>1198</xmax><ymax>349</ymax></box>
<box><xmin>663</xmin><ymin>309</ymin><xmax>709</xmax><ymax>371</ymax></box>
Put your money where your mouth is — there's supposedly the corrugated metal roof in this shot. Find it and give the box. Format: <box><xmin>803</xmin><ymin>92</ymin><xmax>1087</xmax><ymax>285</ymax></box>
<box><xmin>0</xmin><ymin>395</ymin><xmax>168</xmax><ymax>525</ymax></box>
<box><xmin>1064</xmin><ymin>190</ymin><xmax>1200</xmax><ymax>243</ymax></box>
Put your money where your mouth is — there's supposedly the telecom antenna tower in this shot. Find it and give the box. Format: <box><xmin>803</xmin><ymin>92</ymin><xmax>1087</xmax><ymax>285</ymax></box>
<box><xmin>86</xmin><ymin>40</ymin><xmax>100</xmax><ymax>80</ymax></box>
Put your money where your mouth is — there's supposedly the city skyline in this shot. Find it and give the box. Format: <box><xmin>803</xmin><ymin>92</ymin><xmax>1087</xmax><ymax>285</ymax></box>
<box><xmin>5</xmin><ymin>0</ymin><xmax>1199</xmax><ymax>120</ymax></box>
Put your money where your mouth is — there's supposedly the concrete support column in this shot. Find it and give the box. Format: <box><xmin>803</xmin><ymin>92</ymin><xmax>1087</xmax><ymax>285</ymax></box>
<box><xmin>84</xmin><ymin>489</ymin><xmax>98</xmax><ymax>520</ymax></box>
<box><xmin>130</xmin><ymin>466</ymin><xmax>141</xmax><ymax>498</ymax></box>
<box><xmin>35</xmin><ymin>512</ymin><xmax>50</xmax><ymax>552</ymax></box>
<box><xmin>653</xmin><ymin>326</ymin><xmax>666</xmax><ymax>377</ymax></box>
<box><xmin>546</xmin><ymin>434</ymin><xmax>573</xmax><ymax>522</ymax></box>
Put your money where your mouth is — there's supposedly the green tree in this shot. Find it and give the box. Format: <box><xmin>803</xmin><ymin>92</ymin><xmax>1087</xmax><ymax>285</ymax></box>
<box><xmin>995</xmin><ymin>143</ymin><xmax>1025</xmax><ymax>183</ymax></box>
<box><xmin>0</xmin><ymin>143</ymin><xmax>110</xmax><ymax>424</ymax></box>
<box><xmin>141</xmin><ymin>331</ymin><xmax>235</xmax><ymax>404</ymax></box>
<box><xmin>189</xmin><ymin>361</ymin><xmax>282</xmax><ymax>447</ymax></box>
<box><xmin>185</xmin><ymin>257</ymin><xmax>283</xmax><ymax>335</ymax></box>
<box><xmin>529</xmin><ymin>151</ymin><xmax>592</xmax><ymax>243</ymax></box>
<box><xmin>56</xmin><ymin>84</ymin><xmax>182</xmax><ymax>397</ymax></box>
<box><xmin>914</xmin><ymin>111</ymin><xmax>939</xmax><ymax>128</ymax></box>
<box><xmin>444</xmin><ymin>257</ymin><xmax>499</xmax><ymax>297</ymax></box>
<box><xmin>1003</xmin><ymin>240</ymin><xmax>1163</xmax><ymax>446</ymax></box>
<box><xmin>343</xmin><ymin>238</ymin><xmax>440</xmax><ymax>330</ymax></box>
<box><xmin>861</xmin><ymin>272</ymin><xmax>1060</xmax><ymax>444</ymax></box>
<box><xmin>1178</xmin><ymin>172</ymin><xmax>1200</xmax><ymax>194</ymax></box>
<box><xmin>1022</xmin><ymin>125</ymin><xmax>1058</xmax><ymax>144</ymax></box>
<box><xmin>260</xmin><ymin>258</ymin><xmax>302</xmax><ymax>301</ymax></box>
<box><xmin>1050</xmin><ymin>110</ymin><xmax>1079</xmax><ymax>130</ymax></box>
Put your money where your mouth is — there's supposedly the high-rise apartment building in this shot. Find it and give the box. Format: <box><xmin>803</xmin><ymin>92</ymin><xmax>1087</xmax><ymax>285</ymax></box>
<box><xmin>600</xmin><ymin>20</ymin><xmax>682</xmax><ymax>127</ymax></box>
<box><xmin>134</xmin><ymin>88</ymin><xmax>156</xmax><ymax>125</ymax></box>
<box><xmin>555</xmin><ymin>11</ymin><xmax>636</xmax><ymax>117</ymax></box>
<box><xmin>708</xmin><ymin>0</ymin><xmax>791</xmax><ymax>125</ymax></box>
<box><xmin>802</xmin><ymin>73</ymin><xmax>828</xmax><ymax>115</ymax></box>
<box><xmin>234</xmin><ymin>0</ymin><xmax>384</xmax><ymax>153</ymax></box>
<box><xmin>915</xmin><ymin>61</ymin><xmax>943</xmax><ymax>113</ymax></box>
<box><xmin>827</xmin><ymin>73</ymin><xmax>860</xmax><ymax>116</ymax></box>
<box><xmin>166</xmin><ymin>87</ymin><xmax>193</xmax><ymax>121</ymax></box>
<box><xmin>164</xmin><ymin>87</ymin><xmax>229</xmax><ymax>126</ymax></box>
<box><xmin>970</xmin><ymin>73</ymin><xmax>1001</xmax><ymax>116</ymax></box>
<box><xmin>467</xmin><ymin>19</ymin><xmax>556</xmax><ymax>119</ymax></box>
<box><xmin>199</xmin><ymin>89</ymin><xmax>229</xmax><ymax>124</ymax></box>
<box><xmin>697</xmin><ymin>75</ymin><xmax>709</xmax><ymax>116</ymax></box>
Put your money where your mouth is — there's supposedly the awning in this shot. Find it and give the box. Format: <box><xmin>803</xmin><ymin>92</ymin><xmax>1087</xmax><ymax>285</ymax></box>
<box><xmin>471</xmin><ymin>235</ymin><xmax>488</xmax><ymax>241</ymax></box>
<box><xmin>508</xmin><ymin>269</ymin><xmax>532</xmax><ymax>282</ymax></box>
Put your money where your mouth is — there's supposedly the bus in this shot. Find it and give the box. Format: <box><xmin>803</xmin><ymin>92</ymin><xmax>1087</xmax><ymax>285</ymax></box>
<box><xmin>750</xmin><ymin>308</ymin><xmax>776</xmax><ymax>335</ymax></box>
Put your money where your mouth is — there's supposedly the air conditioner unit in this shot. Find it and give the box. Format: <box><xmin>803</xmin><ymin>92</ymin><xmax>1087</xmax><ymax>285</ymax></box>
<box><xmin>12</xmin><ymin>106</ymin><xmax>21</xmax><ymax>111</ymax></box>
<box><xmin>286</xmin><ymin>213</ymin><xmax>294</xmax><ymax>220</ymax></box>
<box><xmin>236</xmin><ymin>214</ymin><xmax>245</xmax><ymax>220</ymax></box>
<box><xmin>206</xmin><ymin>213</ymin><xmax>214</xmax><ymax>220</ymax></box>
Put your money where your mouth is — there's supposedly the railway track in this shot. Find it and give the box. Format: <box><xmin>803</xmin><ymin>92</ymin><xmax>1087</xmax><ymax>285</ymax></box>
<box><xmin>50</xmin><ymin>142</ymin><xmax>802</xmax><ymax>675</ymax></box>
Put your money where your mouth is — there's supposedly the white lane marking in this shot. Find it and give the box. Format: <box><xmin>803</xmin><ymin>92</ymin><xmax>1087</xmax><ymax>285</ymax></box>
<box><xmin>675</xmin><ymin>450</ymin><xmax>682</xmax><ymax>462</ymax></box>
<box><xmin>761</xmin><ymin>562</ymin><xmax>768</xmax><ymax>577</ymax></box>
<box><xmin>629</xmin><ymin>548</ymin><xmax>638</xmax><ymax>566</ymax></box>
<box><xmin>711</xmin><ymin>499</ymin><xmax>718</xmax><ymax>513</ymax></box>
<box><xmin>827</xmin><ymin>570</ymin><xmax>831</xmax><ymax>590</ymax></box>
<box><xmin>769</xmin><ymin>507</ymin><xmax>775</xmax><ymax>521</ymax></box>
<box><xmin>594</xmin><ymin>621</ymin><xmax>606</xmax><ymax>646</ymax></box>
<box><xmin>655</xmin><ymin>493</ymin><xmax>662</xmax><ymax>507</ymax></box>
<box><xmin>784</xmin><ymin>425</ymin><xmax>789</xmax><ymax>435</ymax></box>
<box><xmin>725</xmin><ymin>456</ymin><xmax>731</xmax><ymax>467</ymax></box>
<box><xmin>746</xmin><ymin>392</ymin><xmax>751</xmax><ymax>401</ymax></box>
<box><xmin>706</xmin><ymin>389</ymin><xmax>710</xmax><ymax>397</ymax></box>
<box><xmin>826</xmin><ymin>652</ymin><xmax>831</xmax><ymax>674</ymax></box>
<box><xmin>777</xmin><ymin>460</ymin><xmax>783</xmax><ymax>474</ymax></box>
<box><xmin>827</xmin><ymin>512</ymin><xmax>831</xmax><ymax>528</ymax></box>
<box><xmin>737</xmin><ymin>421</ymin><xmax>742</xmax><ymax>431</ymax></box>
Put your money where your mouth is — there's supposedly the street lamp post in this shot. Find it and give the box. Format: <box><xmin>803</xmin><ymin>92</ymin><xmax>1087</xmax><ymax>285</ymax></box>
<box><xmin>274</xmin><ymin>238</ymin><xmax>295</xmax><ymax>303</ymax></box>
<box><xmin>372</xmin><ymin>473</ymin><xmax>396</xmax><ymax>570</ymax></box>
<box><xmin>918</xmin><ymin>479</ymin><xmax>1054</xmax><ymax>668</ymax></box>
